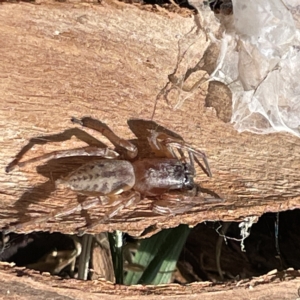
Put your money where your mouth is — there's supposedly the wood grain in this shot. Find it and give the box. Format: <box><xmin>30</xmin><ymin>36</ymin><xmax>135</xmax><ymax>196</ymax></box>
<box><xmin>0</xmin><ymin>264</ymin><xmax>299</xmax><ymax>300</ymax></box>
<box><xmin>1</xmin><ymin>1</ymin><xmax>300</xmax><ymax>238</ymax></box>
<box><xmin>1</xmin><ymin>1</ymin><xmax>300</xmax><ymax>298</ymax></box>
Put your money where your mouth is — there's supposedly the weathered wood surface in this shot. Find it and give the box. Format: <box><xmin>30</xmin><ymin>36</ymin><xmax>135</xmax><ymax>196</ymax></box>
<box><xmin>1</xmin><ymin>1</ymin><xmax>300</xmax><ymax>298</ymax></box>
<box><xmin>1</xmin><ymin>1</ymin><xmax>300</xmax><ymax>238</ymax></box>
<box><xmin>0</xmin><ymin>264</ymin><xmax>300</xmax><ymax>300</ymax></box>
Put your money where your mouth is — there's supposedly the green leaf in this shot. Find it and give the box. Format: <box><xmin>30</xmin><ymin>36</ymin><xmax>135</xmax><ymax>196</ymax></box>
<box><xmin>124</xmin><ymin>225</ymin><xmax>191</xmax><ymax>285</ymax></box>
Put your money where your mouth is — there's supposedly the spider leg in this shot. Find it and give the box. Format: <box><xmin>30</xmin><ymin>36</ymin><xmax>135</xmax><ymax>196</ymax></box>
<box><xmin>6</xmin><ymin>146</ymin><xmax>119</xmax><ymax>173</ymax></box>
<box><xmin>147</xmin><ymin>131</ymin><xmax>180</xmax><ymax>158</ymax></box>
<box><xmin>148</xmin><ymin>131</ymin><xmax>211</xmax><ymax>177</ymax></box>
<box><xmin>165</xmin><ymin>141</ymin><xmax>212</xmax><ymax>177</ymax></box>
<box><xmin>152</xmin><ymin>192</ymin><xmax>223</xmax><ymax>215</ymax></box>
<box><xmin>77</xmin><ymin>191</ymin><xmax>141</xmax><ymax>236</ymax></box>
<box><xmin>3</xmin><ymin>197</ymin><xmax>104</xmax><ymax>234</ymax></box>
<box><xmin>72</xmin><ymin>117</ymin><xmax>138</xmax><ymax>159</ymax></box>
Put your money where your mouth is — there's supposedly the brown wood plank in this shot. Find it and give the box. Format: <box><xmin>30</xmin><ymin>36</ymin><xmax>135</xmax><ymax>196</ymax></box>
<box><xmin>0</xmin><ymin>1</ymin><xmax>299</xmax><ymax>239</ymax></box>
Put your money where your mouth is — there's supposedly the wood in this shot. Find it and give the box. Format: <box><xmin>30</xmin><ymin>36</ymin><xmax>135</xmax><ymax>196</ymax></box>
<box><xmin>0</xmin><ymin>263</ymin><xmax>300</xmax><ymax>299</ymax></box>
<box><xmin>1</xmin><ymin>0</ymin><xmax>300</xmax><ymax>235</ymax></box>
<box><xmin>1</xmin><ymin>1</ymin><xmax>300</xmax><ymax>297</ymax></box>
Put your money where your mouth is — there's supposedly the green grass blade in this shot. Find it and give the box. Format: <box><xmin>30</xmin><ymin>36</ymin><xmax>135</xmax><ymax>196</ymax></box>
<box><xmin>125</xmin><ymin>225</ymin><xmax>191</xmax><ymax>285</ymax></box>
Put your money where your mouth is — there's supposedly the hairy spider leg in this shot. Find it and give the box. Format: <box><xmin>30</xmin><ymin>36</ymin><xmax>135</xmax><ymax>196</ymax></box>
<box><xmin>165</xmin><ymin>141</ymin><xmax>212</xmax><ymax>177</ymax></box>
<box><xmin>147</xmin><ymin>131</ymin><xmax>211</xmax><ymax>177</ymax></box>
<box><xmin>147</xmin><ymin>130</ymin><xmax>183</xmax><ymax>159</ymax></box>
<box><xmin>152</xmin><ymin>193</ymin><xmax>224</xmax><ymax>215</ymax></box>
<box><xmin>4</xmin><ymin>189</ymin><xmax>140</xmax><ymax>235</ymax></box>
<box><xmin>3</xmin><ymin>197</ymin><xmax>105</xmax><ymax>235</ymax></box>
<box><xmin>77</xmin><ymin>191</ymin><xmax>141</xmax><ymax>235</ymax></box>
<box><xmin>71</xmin><ymin>117</ymin><xmax>138</xmax><ymax>158</ymax></box>
<box><xmin>6</xmin><ymin>116</ymin><xmax>137</xmax><ymax>173</ymax></box>
<box><xmin>5</xmin><ymin>147</ymin><xmax>119</xmax><ymax>173</ymax></box>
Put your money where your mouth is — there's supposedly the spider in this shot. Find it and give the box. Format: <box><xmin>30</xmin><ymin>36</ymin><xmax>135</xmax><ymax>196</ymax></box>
<box><xmin>5</xmin><ymin>117</ymin><xmax>213</xmax><ymax>235</ymax></box>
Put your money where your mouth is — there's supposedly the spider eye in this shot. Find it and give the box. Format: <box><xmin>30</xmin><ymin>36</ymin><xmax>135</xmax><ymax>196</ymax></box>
<box><xmin>184</xmin><ymin>175</ymin><xmax>194</xmax><ymax>190</ymax></box>
<box><xmin>183</xmin><ymin>163</ymin><xmax>195</xmax><ymax>190</ymax></box>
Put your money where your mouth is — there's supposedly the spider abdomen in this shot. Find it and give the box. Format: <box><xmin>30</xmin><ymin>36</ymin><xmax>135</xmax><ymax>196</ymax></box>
<box><xmin>56</xmin><ymin>160</ymin><xmax>136</xmax><ymax>195</ymax></box>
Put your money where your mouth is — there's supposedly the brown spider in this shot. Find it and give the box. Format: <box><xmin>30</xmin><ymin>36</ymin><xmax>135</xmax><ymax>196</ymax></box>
<box><xmin>5</xmin><ymin>117</ymin><xmax>213</xmax><ymax>235</ymax></box>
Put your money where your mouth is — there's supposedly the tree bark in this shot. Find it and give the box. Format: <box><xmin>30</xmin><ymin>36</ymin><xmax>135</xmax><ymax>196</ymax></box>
<box><xmin>0</xmin><ymin>264</ymin><xmax>299</xmax><ymax>300</ymax></box>
<box><xmin>1</xmin><ymin>1</ymin><xmax>300</xmax><ymax>297</ymax></box>
<box><xmin>1</xmin><ymin>0</ymin><xmax>300</xmax><ymax>235</ymax></box>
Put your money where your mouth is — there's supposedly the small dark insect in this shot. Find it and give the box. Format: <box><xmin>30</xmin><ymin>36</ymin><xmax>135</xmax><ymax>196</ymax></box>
<box><xmin>5</xmin><ymin>117</ymin><xmax>213</xmax><ymax>235</ymax></box>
